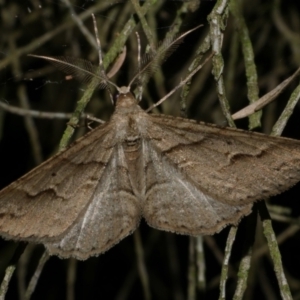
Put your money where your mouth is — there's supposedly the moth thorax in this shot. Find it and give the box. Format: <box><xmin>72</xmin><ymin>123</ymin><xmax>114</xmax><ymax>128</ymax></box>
<box><xmin>124</xmin><ymin>135</ymin><xmax>141</xmax><ymax>152</ymax></box>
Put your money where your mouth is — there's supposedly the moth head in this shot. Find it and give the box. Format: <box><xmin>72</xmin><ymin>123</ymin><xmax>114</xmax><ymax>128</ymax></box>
<box><xmin>117</xmin><ymin>86</ymin><xmax>131</xmax><ymax>95</ymax></box>
<box><xmin>115</xmin><ymin>91</ymin><xmax>138</xmax><ymax>109</ymax></box>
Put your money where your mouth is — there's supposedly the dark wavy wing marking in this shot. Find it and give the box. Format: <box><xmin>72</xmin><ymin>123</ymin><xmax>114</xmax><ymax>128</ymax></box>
<box><xmin>0</xmin><ymin>122</ymin><xmax>117</xmax><ymax>241</ymax></box>
<box><xmin>146</xmin><ymin>114</ymin><xmax>300</xmax><ymax>206</ymax></box>
<box><xmin>46</xmin><ymin>144</ymin><xmax>140</xmax><ymax>260</ymax></box>
<box><xmin>142</xmin><ymin>140</ymin><xmax>252</xmax><ymax>235</ymax></box>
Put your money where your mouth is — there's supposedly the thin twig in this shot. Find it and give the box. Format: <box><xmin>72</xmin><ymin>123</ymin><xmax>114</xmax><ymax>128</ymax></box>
<box><xmin>208</xmin><ymin>4</ymin><xmax>241</xmax><ymax>297</ymax></box>
<box><xmin>271</xmin><ymin>81</ymin><xmax>300</xmax><ymax>136</ymax></box>
<box><xmin>115</xmin><ymin>230</ymin><xmax>160</xmax><ymax>300</ymax></box>
<box><xmin>62</xmin><ymin>0</ymin><xmax>98</xmax><ymax>49</ymax></box>
<box><xmin>232</xmin><ymin>67</ymin><xmax>300</xmax><ymax>121</ymax></box>
<box><xmin>0</xmin><ymin>243</ymin><xmax>27</xmax><ymax>300</ymax></box>
<box><xmin>9</xmin><ymin>37</ymin><xmax>43</xmax><ymax>165</ymax></box>
<box><xmin>146</xmin><ymin>53</ymin><xmax>213</xmax><ymax>112</ymax></box>
<box><xmin>106</xmin><ymin>46</ymin><xmax>127</xmax><ymax>79</ymax></box>
<box><xmin>66</xmin><ymin>258</ymin><xmax>77</xmax><ymax>300</ymax></box>
<box><xmin>230</xmin><ymin>0</ymin><xmax>261</xmax><ymax>129</ymax></box>
<box><xmin>166</xmin><ymin>234</ymin><xmax>185</xmax><ymax>300</ymax></box>
<box><xmin>130</xmin><ymin>0</ymin><xmax>155</xmax><ymax>51</ymax></box>
<box><xmin>180</xmin><ymin>33</ymin><xmax>211</xmax><ymax>117</ymax></box>
<box><xmin>233</xmin><ymin>208</ymin><xmax>257</xmax><ymax>300</ymax></box>
<box><xmin>0</xmin><ymin>101</ymin><xmax>104</xmax><ymax>123</ymax></box>
<box><xmin>133</xmin><ymin>230</ymin><xmax>151</xmax><ymax>300</ymax></box>
<box><xmin>208</xmin><ymin>0</ymin><xmax>235</xmax><ymax>128</ymax></box>
<box><xmin>254</xmin><ymin>224</ymin><xmax>300</xmax><ymax>260</ymax></box>
<box><xmin>17</xmin><ymin>245</ymin><xmax>35</xmax><ymax>300</ymax></box>
<box><xmin>272</xmin><ymin>0</ymin><xmax>300</xmax><ymax>62</ymax></box>
<box><xmin>218</xmin><ymin>226</ymin><xmax>237</xmax><ymax>300</ymax></box>
<box><xmin>0</xmin><ymin>107</ymin><xmax>4</xmax><ymax>141</ymax></box>
<box><xmin>257</xmin><ymin>202</ymin><xmax>293</xmax><ymax>300</ymax></box>
<box><xmin>187</xmin><ymin>237</ymin><xmax>196</xmax><ymax>300</ymax></box>
<box><xmin>92</xmin><ymin>13</ymin><xmax>113</xmax><ymax>103</ymax></box>
<box><xmin>196</xmin><ymin>236</ymin><xmax>206</xmax><ymax>293</ymax></box>
<box><xmin>0</xmin><ymin>2</ymin><xmax>110</xmax><ymax>70</ymax></box>
<box><xmin>24</xmin><ymin>252</ymin><xmax>50</xmax><ymax>300</ymax></box>
<box><xmin>224</xmin><ymin>29</ymin><xmax>239</xmax><ymax>99</ymax></box>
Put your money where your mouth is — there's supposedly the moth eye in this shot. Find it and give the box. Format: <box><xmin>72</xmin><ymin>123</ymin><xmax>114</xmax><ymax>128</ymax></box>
<box><xmin>51</xmin><ymin>172</ymin><xmax>57</xmax><ymax>177</ymax></box>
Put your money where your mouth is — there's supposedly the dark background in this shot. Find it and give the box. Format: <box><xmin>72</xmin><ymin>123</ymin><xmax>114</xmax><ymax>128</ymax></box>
<box><xmin>0</xmin><ymin>0</ymin><xmax>300</xmax><ymax>299</ymax></box>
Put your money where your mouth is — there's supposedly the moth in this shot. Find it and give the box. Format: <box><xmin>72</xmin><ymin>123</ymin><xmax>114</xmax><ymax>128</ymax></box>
<box><xmin>1</xmin><ymin>24</ymin><xmax>300</xmax><ymax>261</ymax></box>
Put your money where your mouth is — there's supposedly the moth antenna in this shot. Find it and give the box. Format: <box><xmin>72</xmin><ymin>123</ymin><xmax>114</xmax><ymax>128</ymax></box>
<box><xmin>28</xmin><ymin>55</ymin><xmax>119</xmax><ymax>90</ymax></box>
<box><xmin>91</xmin><ymin>14</ymin><xmax>114</xmax><ymax>104</ymax></box>
<box><xmin>128</xmin><ymin>25</ymin><xmax>203</xmax><ymax>90</ymax></box>
<box><xmin>91</xmin><ymin>14</ymin><xmax>104</xmax><ymax>78</ymax></box>
<box><xmin>146</xmin><ymin>52</ymin><xmax>214</xmax><ymax>112</ymax></box>
<box><xmin>28</xmin><ymin>16</ymin><xmax>124</xmax><ymax>101</ymax></box>
<box><xmin>107</xmin><ymin>87</ymin><xmax>114</xmax><ymax>105</ymax></box>
<box><xmin>135</xmin><ymin>32</ymin><xmax>143</xmax><ymax>102</ymax></box>
<box><xmin>106</xmin><ymin>46</ymin><xmax>127</xmax><ymax>79</ymax></box>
